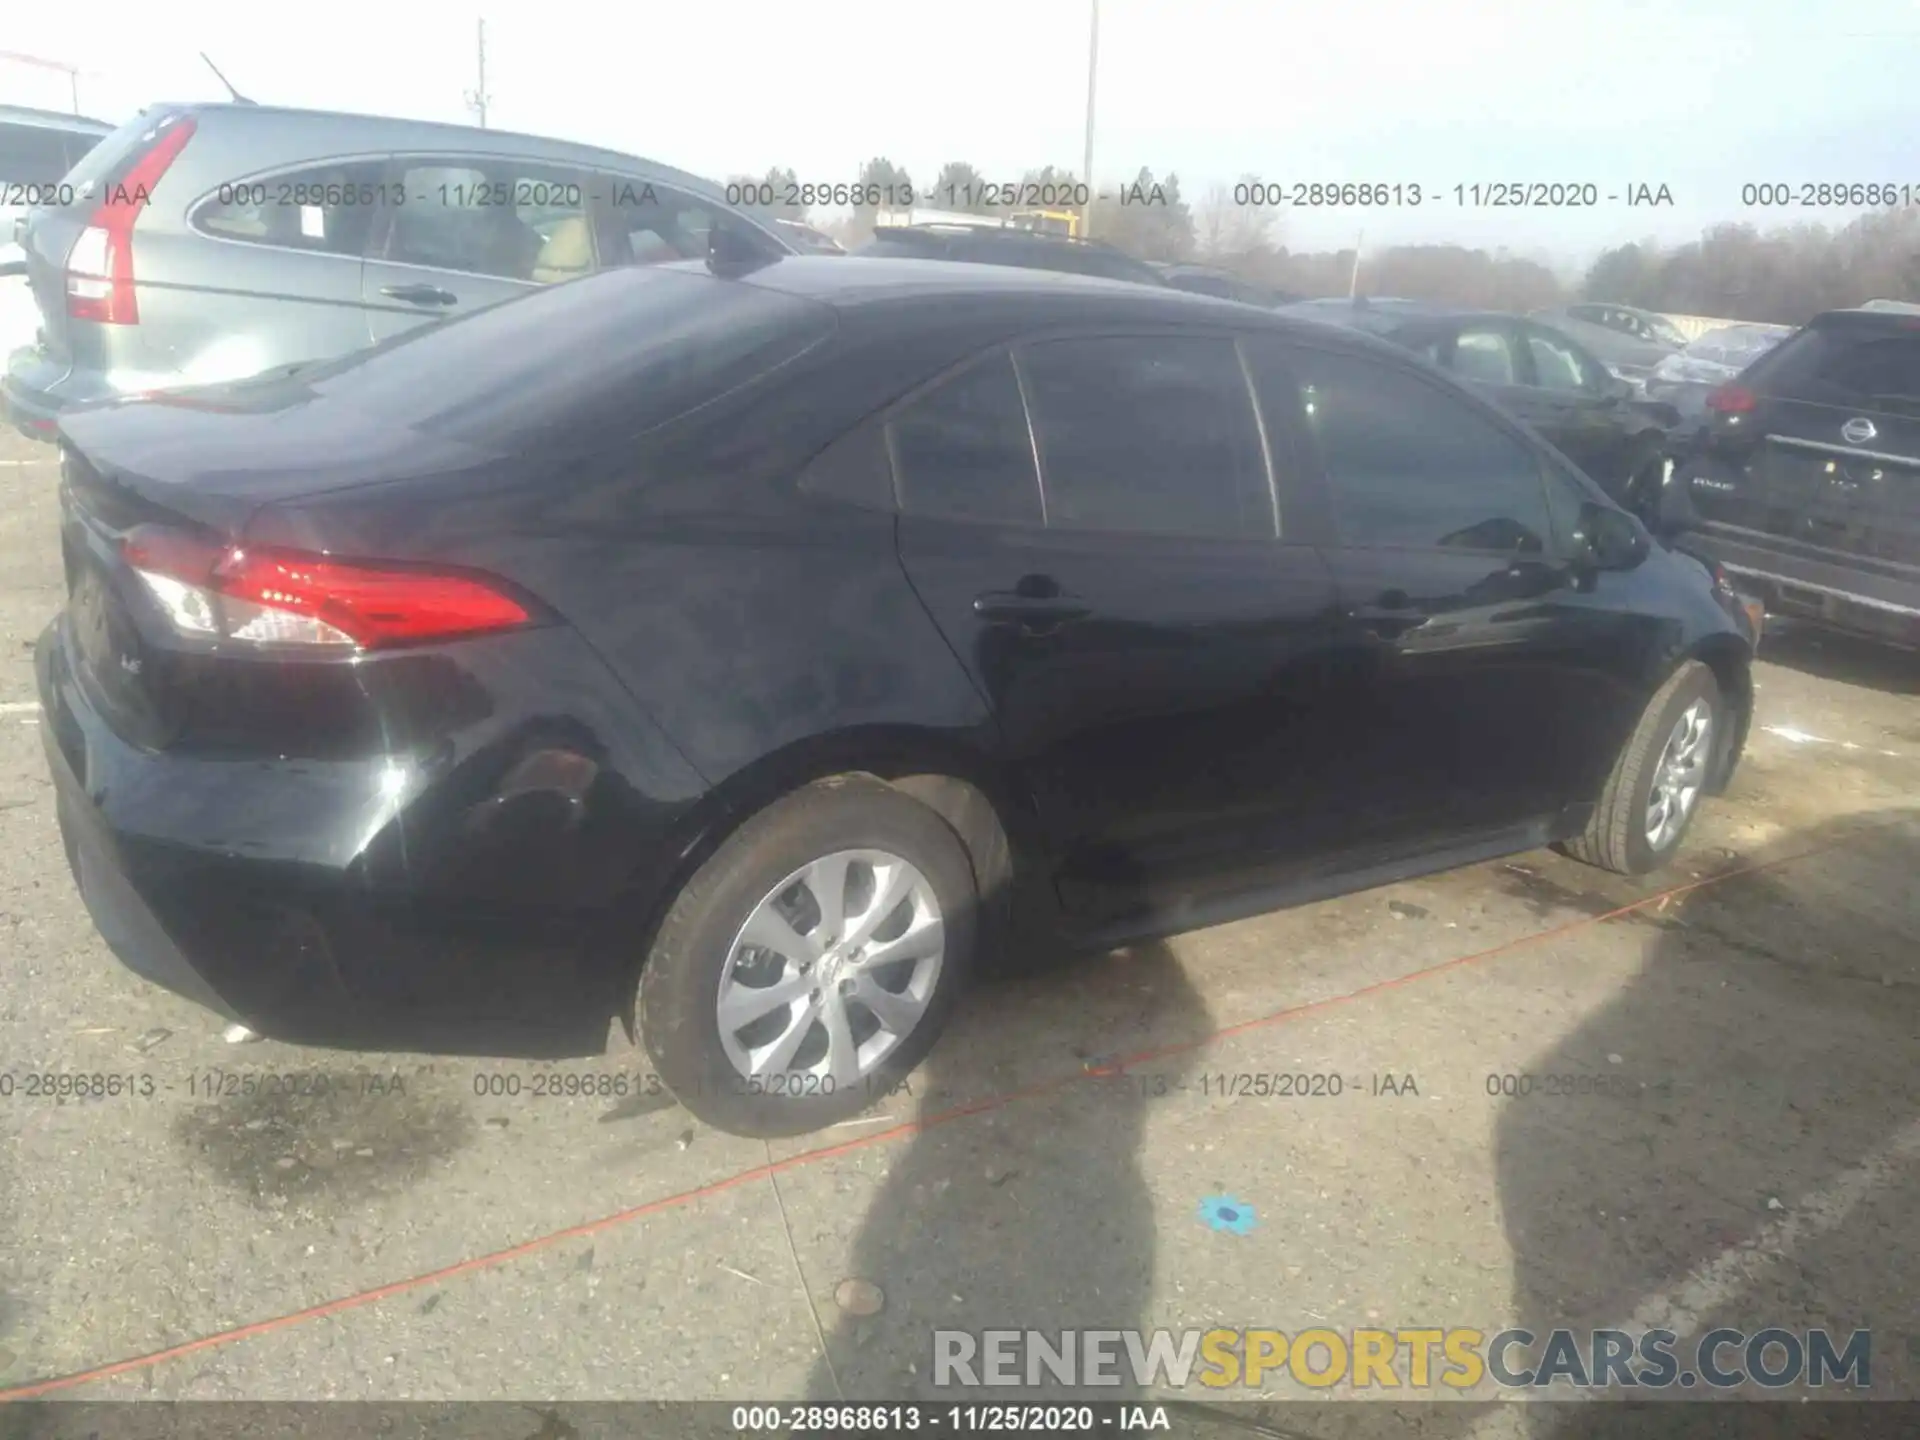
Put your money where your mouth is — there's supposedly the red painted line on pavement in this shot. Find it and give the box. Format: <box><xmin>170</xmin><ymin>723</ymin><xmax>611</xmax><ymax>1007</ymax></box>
<box><xmin>0</xmin><ymin>817</ymin><xmax>1899</xmax><ymax>1403</ymax></box>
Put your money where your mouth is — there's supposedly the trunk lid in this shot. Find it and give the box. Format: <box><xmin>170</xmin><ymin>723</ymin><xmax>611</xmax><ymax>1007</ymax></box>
<box><xmin>57</xmin><ymin>366</ymin><xmax>498</xmax><ymax>534</ymax></box>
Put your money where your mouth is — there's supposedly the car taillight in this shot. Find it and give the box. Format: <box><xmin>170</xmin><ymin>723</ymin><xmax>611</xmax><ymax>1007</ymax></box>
<box><xmin>121</xmin><ymin>526</ymin><xmax>532</xmax><ymax>650</ymax></box>
<box><xmin>66</xmin><ymin>116</ymin><xmax>197</xmax><ymax>325</ymax></box>
<box><xmin>1705</xmin><ymin>385</ymin><xmax>1757</xmax><ymax>415</ymax></box>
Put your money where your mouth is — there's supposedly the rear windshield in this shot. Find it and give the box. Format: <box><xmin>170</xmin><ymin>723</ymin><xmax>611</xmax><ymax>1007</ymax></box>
<box><xmin>295</xmin><ymin>264</ymin><xmax>836</xmax><ymax>451</ymax></box>
<box><xmin>1750</xmin><ymin>322</ymin><xmax>1920</xmax><ymax>418</ymax></box>
<box><xmin>55</xmin><ymin>110</ymin><xmax>179</xmax><ymax>207</ymax></box>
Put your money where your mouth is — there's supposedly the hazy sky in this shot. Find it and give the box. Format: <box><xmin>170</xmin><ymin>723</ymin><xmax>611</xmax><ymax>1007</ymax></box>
<box><xmin>7</xmin><ymin>0</ymin><xmax>1919</xmax><ymax>268</ymax></box>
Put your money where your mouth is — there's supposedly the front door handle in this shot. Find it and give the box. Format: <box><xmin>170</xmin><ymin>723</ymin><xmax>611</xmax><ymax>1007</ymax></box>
<box><xmin>973</xmin><ymin>592</ymin><xmax>1093</xmax><ymax>627</ymax></box>
<box><xmin>379</xmin><ymin>283</ymin><xmax>458</xmax><ymax>306</ymax></box>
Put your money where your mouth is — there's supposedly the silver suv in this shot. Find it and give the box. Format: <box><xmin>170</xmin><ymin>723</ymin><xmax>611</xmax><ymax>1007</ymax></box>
<box><xmin>3</xmin><ymin>103</ymin><xmax>794</xmax><ymax>439</ymax></box>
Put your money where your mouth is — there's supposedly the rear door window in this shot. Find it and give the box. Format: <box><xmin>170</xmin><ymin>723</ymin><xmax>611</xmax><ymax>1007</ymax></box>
<box><xmin>1447</xmin><ymin>325</ymin><xmax>1524</xmax><ymax>386</ymax></box>
<box><xmin>1524</xmin><ymin>326</ymin><xmax>1604</xmax><ymax>393</ymax></box>
<box><xmin>381</xmin><ymin>160</ymin><xmax>598</xmax><ymax>283</ymax></box>
<box><xmin>1016</xmin><ymin>334</ymin><xmax>1274</xmax><ymax>539</ymax></box>
<box><xmin>192</xmin><ymin>160</ymin><xmax>386</xmax><ymax>256</ymax></box>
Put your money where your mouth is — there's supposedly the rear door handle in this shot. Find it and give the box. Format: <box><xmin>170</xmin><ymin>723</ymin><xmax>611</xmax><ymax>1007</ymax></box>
<box><xmin>973</xmin><ymin>592</ymin><xmax>1093</xmax><ymax>626</ymax></box>
<box><xmin>379</xmin><ymin>283</ymin><xmax>458</xmax><ymax>306</ymax></box>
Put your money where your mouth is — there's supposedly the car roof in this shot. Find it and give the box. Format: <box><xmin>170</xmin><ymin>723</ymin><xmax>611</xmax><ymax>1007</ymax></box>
<box><xmin>731</xmin><ymin>256</ymin><xmax>1437</xmax><ymax>357</ymax></box>
<box><xmin>1281</xmin><ymin>297</ymin><xmax>1501</xmax><ymax>333</ymax></box>
<box><xmin>1809</xmin><ymin>305</ymin><xmax>1920</xmax><ymax>330</ymax></box>
<box><xmin>869</xmin><ymin>223</ymin><xmax>1140</xmax><ymax>255</ymax></box>
<box><xmin>742</xmin><ymin>253</ymin><xmax>1226</xmax><ymax>307</ymax></box>
<box><xmin>0</xmin><ymin>105</ymin><xmax>115</xmax><ymax>135</ymax></box>
<box><xmin>148</xmin><ymin>101</ymin><xmax>733</xmax><ymax>198</ymax></box>
<box><xmin>1569</xmin><ymin>301</ymin><xmax>1660</xmax><ymax>318</ymax></box>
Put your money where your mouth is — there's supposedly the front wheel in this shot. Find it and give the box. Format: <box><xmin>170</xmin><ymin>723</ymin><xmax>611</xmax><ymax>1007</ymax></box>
<box><xmin>637</xmin><ymin>777</ymin><xmax>977</xmax><ymax>1137</ymax></box>
<box><xmin>1562</xmin><ymin>660</ymin><xmax>1722</xmax><ymax>875</ymax></box>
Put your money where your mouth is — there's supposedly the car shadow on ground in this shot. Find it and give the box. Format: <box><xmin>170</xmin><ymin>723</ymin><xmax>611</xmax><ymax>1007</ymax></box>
<box><xmin>797</xmin><ymin>807</ymin><xmax>1920</xmax><ymax>1437</ymax></box>
<box><xmin>1756</xmin><ymin>622</ymin><xmax>1918</xmax><ymax>697</ymax></box>
<box><xmin>1391</xmin><ymin>805</ymin><xmax>1920</xmax><ymax>1440</ymax></box>
<box><xmin>799</xmin><ymin>931</ymin><xmax>1215</xmax><ymax>1404</ymax></box>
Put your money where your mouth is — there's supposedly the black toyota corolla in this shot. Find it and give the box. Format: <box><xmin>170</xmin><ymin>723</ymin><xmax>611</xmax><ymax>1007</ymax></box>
<box><xmin>37</xmin><ymin>255</ymin><xmax>1758</xmax><ymax>1136</ymax></box>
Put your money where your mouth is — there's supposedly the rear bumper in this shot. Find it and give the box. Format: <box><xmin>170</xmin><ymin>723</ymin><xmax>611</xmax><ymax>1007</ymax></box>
<box><xmin>34</xmin><ymin>618</ymin><xmax>697</xmax><ymax>1056</ymax></box>
<box><xmin>1681</xmin><ymin>526</ymin><xmax>1920</xmax><ymax>648</ymax></box>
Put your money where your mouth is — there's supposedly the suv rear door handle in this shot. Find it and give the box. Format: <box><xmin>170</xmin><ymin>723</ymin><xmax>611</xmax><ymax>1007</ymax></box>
<box><xmin>973</xmin><ymin>592</ymin><xmax>1093</xmax><ymax>626</ymax></box>
<box><xmin>380</xmin><ymin>284</ymin><xmax>458</xmax><ymax>306</ymax></box>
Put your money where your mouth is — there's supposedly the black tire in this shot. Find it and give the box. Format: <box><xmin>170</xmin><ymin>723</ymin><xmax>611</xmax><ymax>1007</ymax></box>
<box><xmin>637</xmin><ymin>775</ymin><xmax>977</xmax><ymax>1138</ymax></box>
<box><xmin>1562</xmin><ymin>660</ymin><xmax>1722</xmax><ymax>876</ymax></box>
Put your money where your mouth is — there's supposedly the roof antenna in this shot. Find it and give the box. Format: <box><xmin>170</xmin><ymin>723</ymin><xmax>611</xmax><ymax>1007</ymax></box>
<box><xmin>200</xmin><ymin>53</ymin><xmax>257</xmax><ymax>105</ymax></box>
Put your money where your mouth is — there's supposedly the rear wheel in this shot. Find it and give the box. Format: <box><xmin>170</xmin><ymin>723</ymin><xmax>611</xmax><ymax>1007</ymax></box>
<box><xmin>637</xmin><ymin>777</ymin><xmax>976</xmax><ymax>1137</ymax></box>
<box><xmin>1562</xmin><ymin>661</ymin><xmax>1722</xmax><ymax>876</ymax></box>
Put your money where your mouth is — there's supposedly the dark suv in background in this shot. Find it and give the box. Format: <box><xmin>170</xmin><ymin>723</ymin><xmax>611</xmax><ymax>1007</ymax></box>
<box><xmin>1659</xmin><ymin>306</ymin><xmax>1920</xmax><ymax>648</ymax></box>
<box><xmin>2</xmin><ymin>103</ymin><xmax>793</xmax><ymax>439</ymax></box>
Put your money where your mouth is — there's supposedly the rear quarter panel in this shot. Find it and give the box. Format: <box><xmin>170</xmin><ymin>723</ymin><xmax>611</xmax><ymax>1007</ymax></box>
<box><xmin>253</xmin><ymin>314</ymin><xmax>1014</xmax><ymax>831</ymax></box>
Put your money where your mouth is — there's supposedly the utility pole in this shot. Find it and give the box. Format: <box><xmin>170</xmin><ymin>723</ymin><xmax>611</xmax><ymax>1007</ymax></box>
<box><xmin>1080</xmin><ymin>0</ymin><xmax>1099</xmax><ymax>240</ymax></box>
<box><xmin>1348</xmin><ymin>228</ymin><xmax>1365</xmax><ymax>297</ymax></box>
<box><xmin>465</xmin><ymin>19</ymin><xmax>490</xmax><ymax>128</ymax></box>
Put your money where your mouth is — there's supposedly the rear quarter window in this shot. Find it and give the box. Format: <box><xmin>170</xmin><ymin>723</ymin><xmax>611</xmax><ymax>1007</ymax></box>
<box><xmin>192</xmin><ymin>160</ymin><xmax>386</xmax><ymax>255</ymax></box>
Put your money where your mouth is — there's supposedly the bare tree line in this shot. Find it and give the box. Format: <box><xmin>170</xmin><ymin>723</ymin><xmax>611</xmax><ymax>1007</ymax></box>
<box><xmin>727</xmin><ymin>161</ymin><xmax>1920</xmax><ymax>321</ymax></box>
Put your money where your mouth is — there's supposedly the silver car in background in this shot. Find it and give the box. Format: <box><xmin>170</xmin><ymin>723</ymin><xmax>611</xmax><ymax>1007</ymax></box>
<box><xmin>1644</xmin><ymin>322</ymin><xmax>1795</xmax><ymax>428</ymax></box>
<box><xmin>1530</xmin><ymin>308</ymin><xmax>1677</xmax><ymax>395</ymax></box>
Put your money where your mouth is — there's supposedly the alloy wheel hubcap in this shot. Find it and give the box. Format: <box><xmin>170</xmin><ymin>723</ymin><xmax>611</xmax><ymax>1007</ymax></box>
<box><xmin>716</xmin><ymin>849</ymin><xmax>944</xmax><ymax>1087</ymax></box>
<box><xmin>1645</xmin><ymin>699</ymin><xmax>1714</xmax><ymax>851</ymax></box>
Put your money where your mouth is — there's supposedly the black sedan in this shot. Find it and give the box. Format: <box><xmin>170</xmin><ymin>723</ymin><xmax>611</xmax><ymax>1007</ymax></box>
<box><xmin>39</xmin><ymin>257</ymin><xmax>1755</xmax><ymax>1137</ymax></box>
<box><xmin>1285</xmin><ymin>299</ymin><xmax>1681</xmax><ymax>514</ymax></box>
